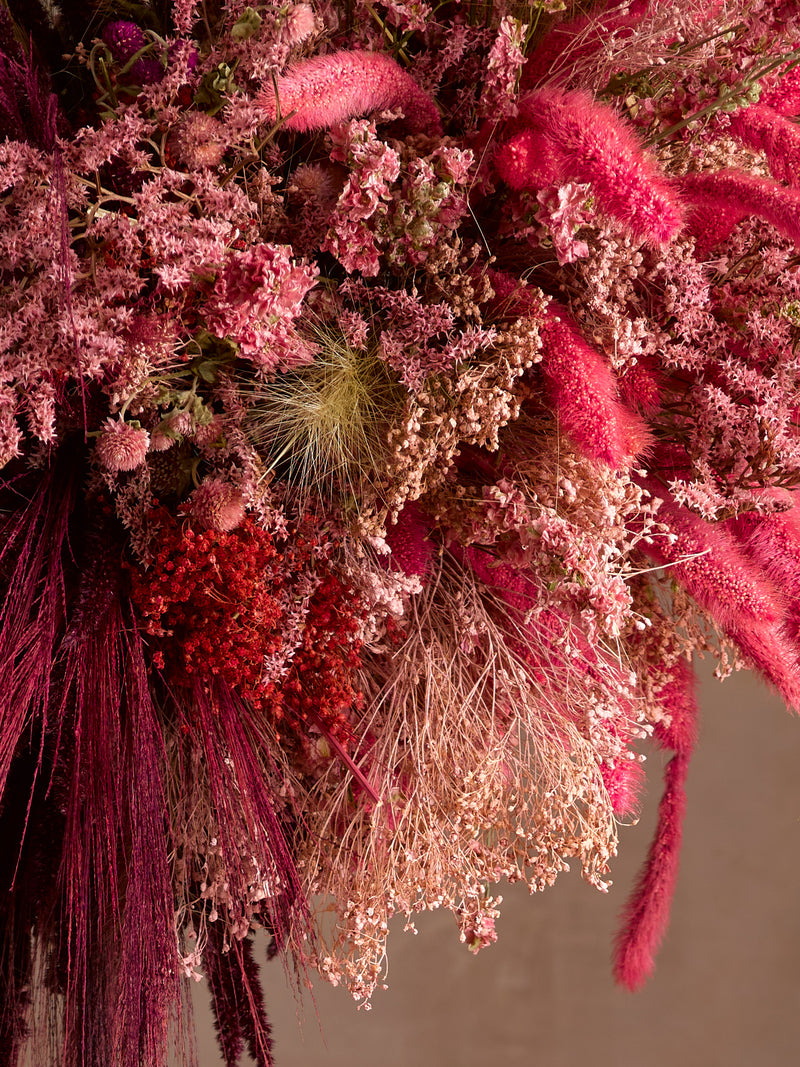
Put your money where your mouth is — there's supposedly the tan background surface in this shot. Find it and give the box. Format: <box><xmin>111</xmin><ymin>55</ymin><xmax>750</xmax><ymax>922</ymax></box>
<box><xmin>192</xmin><ymin>660</ymin><xmax>800</xmax><ymax>1066</ymax></box>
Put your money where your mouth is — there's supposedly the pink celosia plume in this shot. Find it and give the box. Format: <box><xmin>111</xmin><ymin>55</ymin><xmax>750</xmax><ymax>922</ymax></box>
<box><xmin>680</xmin><ymin>170</ymin><xmax>800</xmax><ymax>257</ymax></box>
<box><xmin>728</xmin><ymin>103</ymin><xmax>800</xmax><ymax>187</ymax></box>
<box><xmin>257</xmin><ymin>50</ymin><xmax>442</xmax><ymax>135</ymax></box>
<box><xmin>539</xmin><ymin>301</ymin><xmax>652</xmax><ymax>468</ymax></box>
<box><xmin>613</xmin><ymin>659</ymin><xmax>697</xmax><ymax>991</ymax></box>
<box><xmin>495</xmin><ymin>88</ymin><xmax>683</xmax><ymax>244</ymax></box>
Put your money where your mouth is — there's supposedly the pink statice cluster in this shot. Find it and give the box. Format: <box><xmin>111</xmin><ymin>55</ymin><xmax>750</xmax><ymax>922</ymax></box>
<box><xmin>5</xmin><ymin>2</ymin><xmax>800</xmax><ymax>1065</ymax></box>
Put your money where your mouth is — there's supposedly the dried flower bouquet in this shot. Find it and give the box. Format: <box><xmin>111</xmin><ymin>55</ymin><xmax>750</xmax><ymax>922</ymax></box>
<box><xmin>2</xmin><ymin>1</ymin><xmax>800</xmax><ymax>1064</ymax></box>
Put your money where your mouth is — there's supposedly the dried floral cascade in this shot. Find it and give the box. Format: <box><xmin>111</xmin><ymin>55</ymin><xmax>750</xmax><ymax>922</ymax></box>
<box><xmin>2</xmin><ymin>0</ymin><xmax>800</xmax><ymax>1064</ymax></box>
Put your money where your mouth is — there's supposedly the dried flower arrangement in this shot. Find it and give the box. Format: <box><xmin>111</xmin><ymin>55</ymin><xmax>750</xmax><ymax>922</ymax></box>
<box><xmin>2</xmin><ymin>1</ymin><xmax>800</xmax><ymax>1064</ymax></box>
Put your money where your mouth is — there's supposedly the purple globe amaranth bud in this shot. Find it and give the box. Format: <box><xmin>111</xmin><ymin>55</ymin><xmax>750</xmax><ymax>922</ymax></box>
<box><xmin>102</xmin><ymin>20</ymin><xmax>146</xmax><ymax>65</ymax></box>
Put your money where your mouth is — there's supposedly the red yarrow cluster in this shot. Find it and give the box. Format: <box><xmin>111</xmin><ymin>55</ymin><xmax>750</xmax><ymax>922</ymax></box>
<box><xmin>129</xmin><ymin>513</ymin><xmax>364</xmax><ymax>742</ymax></box>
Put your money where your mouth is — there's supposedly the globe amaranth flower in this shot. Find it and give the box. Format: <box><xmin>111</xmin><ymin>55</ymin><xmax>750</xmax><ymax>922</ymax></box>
<box><xmin>95</xmin><ymin>418</ymin><xmax>150</xmax><ymax>472</ymax></box>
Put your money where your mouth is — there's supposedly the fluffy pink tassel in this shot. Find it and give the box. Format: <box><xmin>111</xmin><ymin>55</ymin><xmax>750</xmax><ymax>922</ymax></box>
<box><xmin>729</xmin><ymin>104</ymin><xmax>800</xmax><ymax>186</ymax></box>
<box><xmin>639</xmin><ymin>486</ymin><xmax>785</xmax><ymax>629</ymax></box>
<box><xmin>680</xmin><ymin>169</ymin><xmax>800</xmax><ymax>256</ymax></box>
<box><xmin>613</xmin><ymin>659</ymin><xmax>697</xmax><ymax>991</ymax></box>
<box><xmin>540</xmin><ymin>302</ymin><xmax>652</xmax><ymax>468</ymax></box>
<box><xmin>257</xmin><ymin>50</ymin><xmax>442</xmax><ymax>135</ymax></box>
<box><xmin>495</xmin><ymin>88</ymin><xmax>683</xmax><ymax>244</ymax></box>
<box><xmin>760</xmin><ymin>63</ymin><xmax>800</xmax><ymax>116</ymax></box>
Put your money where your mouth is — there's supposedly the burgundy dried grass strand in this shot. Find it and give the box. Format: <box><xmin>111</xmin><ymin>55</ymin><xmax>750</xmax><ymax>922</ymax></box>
<box><xmin>187</xmin><ymin>679</ymin><xmax>311</xmax><ymax>951</ymax></box>
<box><xmin>0</xmin><ymin>465</ymin><xmax>75</xmax><ymax>800</ymax></box>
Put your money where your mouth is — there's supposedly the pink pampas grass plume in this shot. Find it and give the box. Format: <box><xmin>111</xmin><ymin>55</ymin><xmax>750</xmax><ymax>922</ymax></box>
<box><xmin>729</xmin><ymin>104</ymin><xmax>800</xmax><ymax>187</ymax></box>
<box><xmin>539</xmin><ymin>301</ymin><xmax>651</xmax><ymax>468</ymax></box>
<box><xmin>613</xmin><ymin>659</ymin><xmax>697</xmax><ymax>991</ymax></box>
<box><xmin>495</xmin><ymin>88</ymin><xmax>682</xmax><ymax>245</ymax></box>
<box><xmin>679</xmin><ymin>170</ymin><xmax>800</xmax><ymax>256</ymax></box>
<box><xmin>257</xmin><ymin>50</ymin><xmax>442</xmax><ymax>135</ymax></box>
<box><xmin>95</xmin><ymin>419</ymin><xmax>150</xmax><ymax>473</ymax></box>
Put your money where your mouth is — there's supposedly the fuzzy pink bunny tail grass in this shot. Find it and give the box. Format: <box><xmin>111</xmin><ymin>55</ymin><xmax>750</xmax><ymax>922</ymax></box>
<box><xmin>637</xmin><ymin>484</ymin><xmax>785</xmax><ymax>630</ymax></box>
<box><xmin>613</xmin><ymin>660</ymin><xmax>698</xmax><ymax>991</ymax></box>
<box><xmin>680</xmin><ymin>170</ymin><xmax>800</xmax><ymax>256</ymax></box>
<box><xmin>728</xmin><ymin>104</ymin><xmax>800</xmax><ymax>187</ymax></box>
<box><xmin>257</xmin><ymin>51</ymin><xmax>442</xmax><ymax>135</ymax></box>
<box><xmin>614</xmin><ymin>749</ymin><xmax>690</xmax><ymax>990</ymax></box>
<box><xmin>540</xmin><ymin>302</ymin><xmax>652</xmax><ymax>468</ymax></box>
<box><xmin>495</xmin><ymin>88</ymin><xmax>683</xmax><ymax>245</ymax></box>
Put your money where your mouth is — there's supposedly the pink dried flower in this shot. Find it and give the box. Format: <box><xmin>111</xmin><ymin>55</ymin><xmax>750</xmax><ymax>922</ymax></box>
<box><xmin>205</xmin><ymin>243</ymin><xmax>318</xmax><ymax>365</ymax></box>
<box><xmin>173</xmin><ymin>113</ymin><xmax>226</xmax><ymax>169</ymax></box>
<box><xmin>188</xmin><ymin>478</ymin><xmax>246</xmax><ymax>532</ymax></box>
<box><xmin>495</xmin><ymin>88</ymin><xmax>683</xmax><ymax>245</ymax></box>
<box><xmin>256</xmin><ymin>50</ymin><xmax>442</xmax><ymax>135</ymax></box>
<box><xmin>95</xmin><ymin>419</ymin><xmax>150</xmax><ymax>472</ymax></box>
<box><xmin>193</xmin><ymin>415</ymin><xmax>224</xmax><ymax>447</ymax></box>
<box><xmin>535</xmin><ymin>181</ymin><xmax>592</xmax><ymax>264</ymax></box>
<box><xmin>478</xmin><ymin>15</ymin><xmax>528</xmax><ymax>120</ymax></box>
<box><xmin>283</xmin><ymin>3</ymin><xmax>316</xmax><ymax>46</ymax></box>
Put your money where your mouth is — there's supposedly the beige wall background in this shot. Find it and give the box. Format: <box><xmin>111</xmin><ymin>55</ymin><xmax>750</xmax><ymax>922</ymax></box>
<box><xmin>192</xmin><ymin>659</ymin><xmax>800</xmax><ymax>1067</ymax></box>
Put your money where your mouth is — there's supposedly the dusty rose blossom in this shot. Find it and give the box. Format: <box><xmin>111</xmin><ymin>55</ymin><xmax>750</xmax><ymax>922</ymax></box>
<box><xmin>205</xmin><ymin>243</ymin><xmax>319</xmax><ymax>364</ymax></box>
<box><xmin>96</xmin><ymin>419</ymin><xmax>150</xmax><ymax>472</ymax></box>
<box><xmin>536</xmin><ymin>182</ymin><xmax>593</xmax><ymax>264</ymax></box>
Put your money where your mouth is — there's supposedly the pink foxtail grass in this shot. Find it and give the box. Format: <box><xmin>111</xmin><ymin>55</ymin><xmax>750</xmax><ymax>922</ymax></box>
<box><xmin>257</xmin><ymin>50</ymin><xmax>442</xmax><ymax>135</ymax></box>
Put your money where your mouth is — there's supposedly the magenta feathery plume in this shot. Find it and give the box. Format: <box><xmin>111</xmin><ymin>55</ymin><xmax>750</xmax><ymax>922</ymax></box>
<box><xmin>638</xmin><ymin>484</ymin><xmax>785</xmax><ymax>630</ymax></box>
<box><xmin>494</xmin><ymin>88</ymin><xmax>683</xmax><ymax>244</ymax></box>
<box><xmin>539</xmin><ymin>301</ymin><xmax>652</xmax><ymax>468</ymax></box>
<box><xmin>614</xmin><ymin>659</ymin><xmax>698</xmax><ymax>991</ymax></box>
<box><xmin>730</xmin><ymin>501</ymin><xmax>800</xmax><ymax>643</ymax></box>
<box><xmin>728</xmin><ymin>103</ymin><xmax>800</xmax><ymax>187</ymax></box>
<box><xmin>759</xmin><ymin>63</ymin><xmax>800</xmax><ymax>116</ymax></box>
<box><xmin>488</xmin><ymin>270</ymin><xmax>650</xmax><ymax>467</ymax></box>
<box><xmin>257</xmin><ymin>50</ymin><xmax>442</xmax><ymax>135</ymax></box>
<box><xmin>679</xmin><ymin>169</ymin><xmax>800</xmax><ymax>256</ymax></box>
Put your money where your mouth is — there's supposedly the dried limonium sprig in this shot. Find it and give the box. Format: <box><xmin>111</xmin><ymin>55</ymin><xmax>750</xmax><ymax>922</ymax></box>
<box><xmin>5</xmin><ymin>1</ymin><xmax>800</xmax><ymax>1063</ymax></box>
